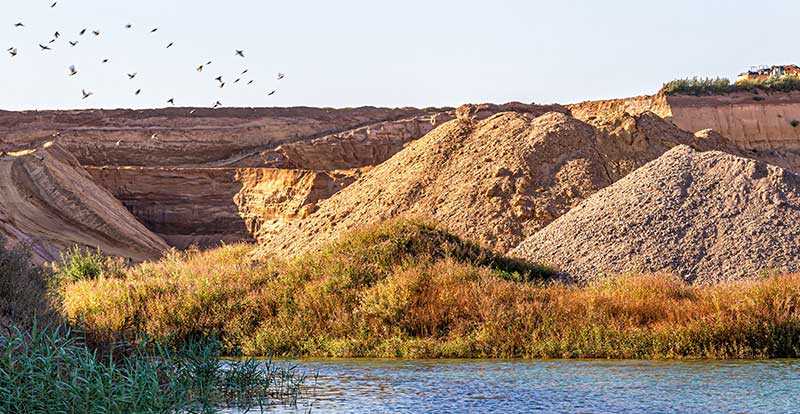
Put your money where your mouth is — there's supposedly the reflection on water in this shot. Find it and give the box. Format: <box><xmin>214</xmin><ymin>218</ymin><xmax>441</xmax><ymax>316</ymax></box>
<box><xmin>243</xmin><ymin>359</ymin><xmax>800</xmax><ymax>413</ymax></box>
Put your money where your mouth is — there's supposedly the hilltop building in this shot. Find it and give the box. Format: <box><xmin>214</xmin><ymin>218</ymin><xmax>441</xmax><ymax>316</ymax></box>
<box><xmin>737</xmin><ymin>64</ymin><xmax>800</xmax><ymax>83</ymax></box>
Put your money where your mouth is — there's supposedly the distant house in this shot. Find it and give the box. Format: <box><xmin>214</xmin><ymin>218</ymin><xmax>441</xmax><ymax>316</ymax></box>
<box><xmin>737</xmin><ymin>64</ymin><xmax>800</xmax><ymax>83</ymax></box>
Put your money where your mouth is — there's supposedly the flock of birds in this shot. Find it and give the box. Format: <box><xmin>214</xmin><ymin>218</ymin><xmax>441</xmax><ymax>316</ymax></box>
<box><xmin>7</xmin><ymin>2</ymin><xmax>286</xmax><ymax>109</ymax></box>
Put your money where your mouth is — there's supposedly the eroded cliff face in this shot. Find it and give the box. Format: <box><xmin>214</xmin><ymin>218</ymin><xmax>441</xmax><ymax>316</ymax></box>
<box><xmin>0</xmin><ymin>143</ymin><xmax>168</xmax><ymax>263</ymax></box>
<box><xmin>665</xmin><ymin>92</ymin><xmax>800</xmax><ymax>152</ymax></box>
<box><xmin>0</xmin><ymin>106</ymin><xmax>448</xmax><ymax>167</ymax></box>
<box><xmin>87</xmin><ymin>166</ymin><xmax>358</xmax><ymax>249</ymax></box>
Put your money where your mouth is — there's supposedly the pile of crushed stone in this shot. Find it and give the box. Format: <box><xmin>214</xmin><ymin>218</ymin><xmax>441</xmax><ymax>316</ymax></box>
<box><xmin>254</xmin><ymin>107</ymin><xmax>741</xmax><ymax>259</ymax></box>
<box><xmin>511</xmin><ymin>145</ymin><xmax>800</xmax><ymax>284</ymax></box>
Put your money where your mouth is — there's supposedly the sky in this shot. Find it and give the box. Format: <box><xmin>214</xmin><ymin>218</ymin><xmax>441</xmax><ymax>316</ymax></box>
<box><xmin>1</xmin><ymin>0</ymin><xmax>798</xmax><ymax>110</ymax></box>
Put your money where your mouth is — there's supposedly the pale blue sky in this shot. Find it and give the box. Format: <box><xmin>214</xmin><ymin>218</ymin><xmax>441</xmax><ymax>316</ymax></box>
<box><xmin>1</xmin><ymin>0</ymin><xmax>796</xmax><ymax>110</ymax></box>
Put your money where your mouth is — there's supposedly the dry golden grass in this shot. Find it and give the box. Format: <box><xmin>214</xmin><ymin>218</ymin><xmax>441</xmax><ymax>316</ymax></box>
<box><xmin>61</xmin><ymin>220</ymin><xmax>800</xmax><ymax>359</ymax></box>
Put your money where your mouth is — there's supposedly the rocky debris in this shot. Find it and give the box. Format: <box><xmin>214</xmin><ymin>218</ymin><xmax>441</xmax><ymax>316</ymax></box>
<box><xmin>511</xmin><ymin>145</ymin><xmax>800</xmax><ymax>284</ymax></box>
<box><xmin>254</xmin><ymin>109</ymin><xmax>745</xmax><ymax>260</ymax></box>
<box><xmin>88</xmin><ymin>166</ymin><xmax>359</xmax><ymax>249</ymax></box>
<box><xmin>0</xmin><ymin>142</ymin><xmax>168</xmax><ymax>263</ymax></box>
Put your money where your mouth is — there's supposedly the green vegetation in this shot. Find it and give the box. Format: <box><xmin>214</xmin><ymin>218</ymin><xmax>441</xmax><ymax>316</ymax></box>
<box><xmin>0</xmin><ymin>324</ymin><xmax>311</xmax><ymax>414</ymax></box>
<box><xmin>55</xmin><ymin>245</ymin><xmax>105</xmax><ymax>282</ymax></box>
<box><xmin>662</xmin><ymin>76</ymin><xmax>800</xmax><ymax>96</ymax></box>
<box><xmin>61</xmin><ymin>219</ymin><xmax>800</xmax><ymax>359</ymax></box>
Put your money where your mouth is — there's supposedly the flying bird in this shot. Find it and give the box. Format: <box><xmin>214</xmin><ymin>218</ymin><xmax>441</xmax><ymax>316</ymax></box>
<box><xmin>81</xmin><ymin>89</ymin><xmax>93</xmax><ymax>99</ymax></box>
<box><xmin>125</xmin><ymin>23</ymin><xmax>132</xmax><ymax>29</ymax></box>
<box><xmin>68</xmin><ymin>65</ymin><xmax>77</xmax><ymax>76</ymax></box>
<box><xmin>189</xmin><ymin>109</ymin><xmax>196</xmax><ymax>114</ymax></box>
<box><xmin>167</xmin><ymin>98</ymin><xmax>175</xmax><ymax>105</ymax></box>
<box><xmin>92</xmin><ymin>30</ymin><xmax>100</xmax><ymax>36</ymax></box>
<box><xmin>277</xmin><ymin>72</ymin><xmax>285</xmax><ymax>80</ymax></box>
<box><xmin>150</xmin><ymin>28</ymin><xmax>158</xmax><ymax>33</ymax></box>
<box><xmin>241</xmin><ymin>69</ymin><xmax>248</xmax><ymax>74</ymax></box>
<box><xmin>213</xmin><ymin>101</ymin><xmax>222</xmax><ymax>108</ymax></box>
<box><xmin>54</xmin><ymin>31</ymin><xmax>60</xmax><ymax>38</ymax></box>
<box><xmin>51</xmin><ymin>2</ymin><xmax>57</xmax><ymax>7</ymax></box>
<box><xmin>115</xmin><ymin>140</ymin><xmax>121</xmax><ymax>146</ymax></box>
<box><xmin>39</xmin><ymin>44</ymin><xmax>51</xmax><ymax>51</ymax></box>
<box><xmin>206</xmin><ymin>60</ymin><xmax>212</xmax><ymax>65</ymax></box>
<box><xmin>127</xmin><ymin>72</ymin><xmax>137</xmax><ymax>80</ymax></box>
<box><xmin>214</xmin><ymin>75</ymin><xmax>223</xmax><ymax>83</ymax></box>
<box><xmin>219</xmin><ymin>82</ymin><xmax>226</xmax><ymax>88</ymax></box>
<box><xmin>247</xmin><ymin>80</ymin><xmax>254</xmax><ymax>85</ymax></box>
<box><xmin>166</xmin><ymin>42</ymin><xmax>174</xmax><ymax>48</ymax></box>
<box><xmin>79</xmin><ymin>28</ymin><xmax>86</xmax><ymax>35</ymax></box>
<box><xmin>8</xmin><ymin>48</ymin><xmax>17</xmax><ymax>57</ymax></box>
<box><xmin>151</xmin><ymin>133</ymin><xmax>159</xmax><ymax>140</ymax></box>
<box><xmin>69</xmin><ymin>40</ymin><xmax>78</xmax><ymax>46</ymax></box>
<box><xmin>14</xmin><ymin>23</ymin><xmax>24</xmax><ymax>28</ymax></box>
<box><xmin>268</xmin><ymin>90</ymin><xmax>276</xmax><ymax>96</ymax></box>
<box><xmin>102</xmin><ymin>58</ymin><xmax>109</xmax><ymax>63</ymax></box>
<box><xmin>235</xmin><ymin>50</ymin><xmax>245</xmax><ymax>58</ymax></box>
<box><xmin>135</xmin><ymin>89</ymin><xmax>142</xmax><ymax>95</ymax></box>
<box><xmin>234</xmin><ymin>78</ymin><xmax>240</xmax><ymax>83</ymax></box>
<box><xmin>196</xmin><ymin>64</ymin><xmax>204</xmax><ymax>72</ymax></box>
<box><xmin>49</xmin><ymin>39</ymin><xmax>56</xmax><ymax>44</ymax></box>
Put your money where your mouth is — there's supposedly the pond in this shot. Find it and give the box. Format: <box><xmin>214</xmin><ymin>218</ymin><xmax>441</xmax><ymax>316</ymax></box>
<box><xmin>261</xmin><ymin>359</ymin><xmax>800</xmax><ymax>413</ymax></box>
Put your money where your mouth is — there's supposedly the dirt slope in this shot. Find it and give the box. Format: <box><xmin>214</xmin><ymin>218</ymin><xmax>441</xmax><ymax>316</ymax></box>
<box><xmin>511</xmin><ymin>145</ymin><xmax>800</xmax><ymax>283</ymax></box>
<box><xmin>254</xmin><ymin>109</ymin><xmax>741</xmax><ymax>259</ymax></box>
<box><xmin>0</xmin><ymin>142</ymin><xmax>168</xmax><ymax>263</ymax></box>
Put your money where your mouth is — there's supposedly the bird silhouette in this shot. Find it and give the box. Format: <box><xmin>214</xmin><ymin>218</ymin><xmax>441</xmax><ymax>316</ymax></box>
<box><xmin>92</xmin><ymin>30</ymin><xmax>100</xmax><ymax>36</ymax></box>
<box><xmin>277</xmin><ymin>72</ymin><xmax>285</xmax><ymax>80</ymax></box>
<box><xmin>151</xmin><ymin>133</ymin><xmax>159</xmax><ymax>140</ymax></box>
<box><xmin>54</xmin><ymin>31</ymin><xmax>60</xmax><ymax>38</ymax></box>
<box><xmin>115</xmin><ymin>140</ymin><xmax>121</xmax><ymax>146</ymax></box>
<box><xmin>48</xmin><ymin>39</ymin><xmax>56</xmax><ymax>44</ymax></box>
<box><xmin>247</xmin><ymin>80</ymin><xmax>254</xmax><ymax>85</ymax></box>
<box><xmin>51</xmin><ymin>2</ymin><xmax>57</xmax><ymax>7</ymax></box>
<box><xmin>234</xmin><ymin>78</ymin><xmax>241</xmax><ymax>83</ymax></box>
<box><xmin>125</xmin><ymin>23</ymin><xmax>132</xmax><ymax>29</ymax></box>
<box><xmin>214</xmin><ymin>76</ymin><xmax>223</xmax><ymax>83</ymax></box>
<box><xmin>235</xmin><ymin>50</ymin><xmax>245</xmax><ymax>58</ymax></box>
<box><xmin>166</xmin><ymin>42</ymin><xmax>174</xmax><ymax>48</ymax></box>
<box><xmin>81</xmin><ymin>89</ymin><xmax>93</xmax><ymax>99</ymax></box>
<box><xmin>197</xmin><ymin>64</ymin><xmax>204</xmax><ymax>72</ymax></box>
<box><xmin>102</xmin><ymin>58</ymin><xmax>109</xmax><ymax>63</ymax></box>
<box><xmin>8</xmin><ymin>48</ymin><xmax>18</xmax><ymax>57</ymax></box>
<box><xmin>69</xmin><ymin>40</ymin><xmax>78</xmax><ymax>47</ymax></box>
<box><xmin>79</xmin><ymin>28</ymin><xmax>86</xmax><ymax>35</ymax></box>
<box><xmin>213</xmin><ymin>101</ymin><xmax>222</xmax><ymax>108</ymax></box>
<box><xmin>135</xmin><ymin>89</ymin><xmax>142</xmax><ymax>95</ymax></box>
<box><xmin>39</xmin><ymin>44</ymin><xmax>51</xmax><ymax>51</ymax></box>
<box><xmin>219</xmin><ymin>82</ymin><xmax>226</xmax><ymax>88</ymax></box>
<box><xmin>167</xmin><ymin>98</ymin><xmax>175</xmax><ymax>105</ymax></box>
<box><xmin>68</xmin><ymin>65</ymin><xmax>77</xmax><ymax>76</ymax></box>
<box><xmin>150</xmin><ymin>28</ymin><xmax>158</xmax><ymax>33</ymax></box>
<box><xmin>189</xmin><ymin>109</ymin><xmax>196</xmax><ymax>114</ymax></box>
<box><xmin>241</xmin><ymin>69</ymin><xmax>248</xmax><ymax>74</ymax></box>
<box><xmin>206</xmin><ymin>60</ymin><xmax>212</xmax><ymax>65</ymax></box>
<box><xmin>128</xmin><ymin>73</ymin><xmax>137</xmax><ymax>80</ymax></box>
<box><xmin>14</xmin><ymin>23</ymin><xmax>24</xmax><ymax>28</ymax></box>
<box><xmin>268</xmin><ymin>90</ymin><xmax>276</xmax><ymax>96</ymax></box>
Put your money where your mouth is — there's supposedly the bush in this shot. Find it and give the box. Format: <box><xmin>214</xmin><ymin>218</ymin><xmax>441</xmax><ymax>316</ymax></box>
<box><xmin>55</xmin><ymin>246</ymin><xmax>105</xmax><ymax>282</ymax></box>
<box><xmin>0</xmin><ymin>237</ymin><xmax>58</xmax><ymax>332</ymax></box>
<box><xmin>791</xmin><ymin>120</ymin><xmax>799</xmax><ymax>128</ymax></box>
<box><xmin>663</xmin><ymin>75</ymin><xmax>800</xmax><ymax>96</ymax></box>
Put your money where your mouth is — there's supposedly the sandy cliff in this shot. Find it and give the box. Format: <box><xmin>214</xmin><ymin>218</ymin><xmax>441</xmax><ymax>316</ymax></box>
<box><xmin>87</xmin><ymin>166</ymin><xmax>358</xmax><ymax>248</ymax></box>
<box><xmin>0</xmin><ymin>142</ymin><xmax>168</xmax><ymax>263</ymax></box>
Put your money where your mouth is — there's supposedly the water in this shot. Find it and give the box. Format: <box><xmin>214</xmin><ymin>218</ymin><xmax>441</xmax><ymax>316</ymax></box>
<box><xmin>263</xmin><ymin>359</ymin><xmax>800</xmax><ymax>414</ymax></box>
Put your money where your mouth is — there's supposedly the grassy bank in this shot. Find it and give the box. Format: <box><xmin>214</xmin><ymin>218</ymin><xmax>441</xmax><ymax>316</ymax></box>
<box><xmin>60</xmin><ymin>220</ymin><xmax>800</xmax><ymax>359</ymax></box>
